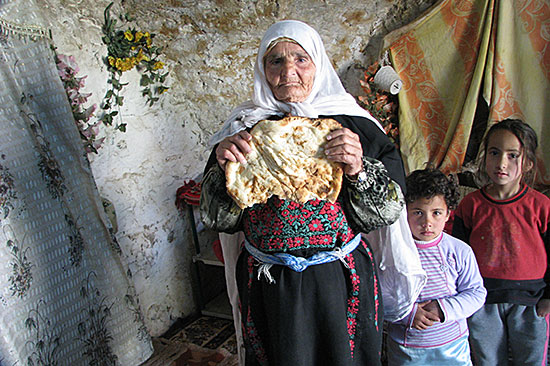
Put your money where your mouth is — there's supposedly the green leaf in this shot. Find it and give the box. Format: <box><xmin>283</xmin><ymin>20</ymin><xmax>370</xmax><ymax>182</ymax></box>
<box><xmin>102</xmin><ymin>113</ymin><xmax>113</xmax><ymax>125</ymax></box>
<box><xmin>118</xmin><ymin>123</ymin><xmax>127</xmax><ymax>132</ymax></box>
<box><xmin>103</xmin><ymin>2</ymin><xmax>115</xmax><ymax>32</ymax></box>
<box><xmin>140</xmin><ymin>75</ymin><xmax>152</xmax><ymax>86</ymax></box>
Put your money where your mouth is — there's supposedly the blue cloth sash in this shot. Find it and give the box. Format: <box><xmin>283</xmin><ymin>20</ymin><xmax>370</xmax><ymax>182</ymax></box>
<box><xmin>244</xmin><ymin>233</ymin><xmax>362</xmax><ymax>273</ymax></box>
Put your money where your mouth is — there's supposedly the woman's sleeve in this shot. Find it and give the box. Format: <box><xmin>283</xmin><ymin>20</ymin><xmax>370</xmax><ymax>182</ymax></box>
<box><xmin>199</xmin><ymin>156</ymin><xmax>244</xmax><ymax>233</ymax></box>
<box><xmin>341</xmin><ymin>156</ymin><xmax>404</xmax><ymax>234</ymax></box>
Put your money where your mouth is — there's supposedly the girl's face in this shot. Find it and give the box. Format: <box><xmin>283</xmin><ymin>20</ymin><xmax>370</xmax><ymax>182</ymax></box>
<box><xmin>485</xmin><ymin>129</ymin><xmax>532</xmax><ymax>195</ymax></box>
<box><xmin>406</xmin><ymin>195</ymin><xmax>450</xmax><ymax>242</ymax></box>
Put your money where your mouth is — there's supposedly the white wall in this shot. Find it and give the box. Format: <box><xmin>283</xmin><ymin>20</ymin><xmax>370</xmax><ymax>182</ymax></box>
<box><xmin>37</xmin><ymin>0</ymin><xmax>436</xmax><ymax>336</ymax></box>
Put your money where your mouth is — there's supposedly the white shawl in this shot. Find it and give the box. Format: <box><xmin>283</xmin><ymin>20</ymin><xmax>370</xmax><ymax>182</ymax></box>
<box><xmin>209</xmin><ymin>20</ymin><xmax>382</xmax><ymax>146</ymax></box>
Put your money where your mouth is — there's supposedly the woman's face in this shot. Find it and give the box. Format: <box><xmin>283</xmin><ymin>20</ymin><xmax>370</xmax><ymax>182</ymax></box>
<box><xmin>264</xmin><ymin>41</ymin><xmax>316</xmax><ymax>103</ymax></box>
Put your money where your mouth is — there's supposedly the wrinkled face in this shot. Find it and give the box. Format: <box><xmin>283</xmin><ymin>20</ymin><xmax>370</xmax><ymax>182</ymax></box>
<box><xmin>407</xmin><ymin>195</ymin><xmax>450</xmax><ymax>242</ymax></box>
<box><xmin>485</xmin><ymin>129</ymin><xmax>530</xmax><ymax>192</ymax></box>
<box><xmin>264</xmin><ymin>41</ymin><xmax>316</xmax><ymax>103</ymax></box>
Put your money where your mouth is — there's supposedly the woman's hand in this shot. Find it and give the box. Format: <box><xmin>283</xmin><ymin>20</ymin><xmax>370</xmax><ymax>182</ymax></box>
<box><xmin>215</xmin><ymin>131</ymin><xmax>252</xmax><ymax>171</ymax></box>
<box><xmin>324</xmin><ymin>128</ymin><xmax>363</xmax><ymax>176</ymax></box>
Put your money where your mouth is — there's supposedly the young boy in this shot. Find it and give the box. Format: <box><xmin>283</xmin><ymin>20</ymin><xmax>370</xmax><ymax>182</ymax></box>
<box><xmin>386</xmin><ymin>168</ymin><xmax>486</xmax><ymax>365</ymax></box>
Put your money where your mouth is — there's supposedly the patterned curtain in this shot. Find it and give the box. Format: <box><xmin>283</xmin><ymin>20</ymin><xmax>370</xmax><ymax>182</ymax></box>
<box><xmin>0</xmin><ymin>1</ymin><xmax>153</xmax><ymax>365</ymax></box>
<box><xmin>384</xmin><ymin>0</ymin><xmax>550</xmax><ymax>186</ymax></box>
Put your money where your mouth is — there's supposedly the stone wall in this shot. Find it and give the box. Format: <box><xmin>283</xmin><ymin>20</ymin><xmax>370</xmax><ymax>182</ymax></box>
<box><xmin>36</xmin><ymin>0</ymin><xmax>437</xmax><ymax>336</ymax></box>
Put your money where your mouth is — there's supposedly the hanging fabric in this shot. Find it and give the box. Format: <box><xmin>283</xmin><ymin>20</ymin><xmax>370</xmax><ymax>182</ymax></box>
<box><xmin>0</xmin><ymin>1</ymin><xmax>153</xmax><ymax>364</ymax></box>
<box><xmin>383</xmin><ymin>0</ymin><xmax>550</xmax><ymax>186</ymax></box>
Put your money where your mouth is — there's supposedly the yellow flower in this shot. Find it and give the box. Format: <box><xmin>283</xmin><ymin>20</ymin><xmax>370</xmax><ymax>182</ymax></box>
<box><xmin>124</xmin><ymin>30</ymin><xmax>134</xmax><ymax>41</ymax></box>
<box><xmin>108</xmin><ymin>56</ymin><xmax>115</xmax><ymax>66</ymax></box>
<box><xmin>146</xmin><ymin>37</ymin><xmax>152</xmax><ymax>48</ymax></box>
<box><xmin>124</xmin><ymin>59</ymin><xmax>134</xmax><ymax>71</ymax></box>
<box><xmin>136</xmin><ymin>49</ymin><xmax>150</xmax><ymax>62</ymax></box>
<box><xmin>153</xmin><ymin>61</ymin><xmax>164</xmax><ymax>70</ymax></box>
<box><xmin>115</xmin><ymin>57</ymin><xmax>134</xmax><ymax>72</ymax></box>
<box><xmin>135</xmin><ymin>31</ymin><xmax>144</xmax><ymax>42</ymax></box>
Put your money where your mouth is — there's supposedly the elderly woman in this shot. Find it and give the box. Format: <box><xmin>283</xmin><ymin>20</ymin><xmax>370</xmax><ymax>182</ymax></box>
<box><xmin>200</xmin><ymin>20</ymin><xmax>406</xmax><ymax>366</ymax></box>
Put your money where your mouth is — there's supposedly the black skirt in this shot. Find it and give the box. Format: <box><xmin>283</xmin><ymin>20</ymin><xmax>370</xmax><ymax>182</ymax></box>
<box><xmin>237</xmin><ymin>240</ymin><xmax>383</xmax><ymax>366</ymax></box>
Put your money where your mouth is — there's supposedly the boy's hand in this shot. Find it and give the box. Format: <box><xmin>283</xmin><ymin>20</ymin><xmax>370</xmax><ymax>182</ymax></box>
<box><xmin>536</xmin><ymin>299</ymin><xmax>550</xmax><ymax>317</ymax></box>
<box><xmin>412</xmin><ymin>300</ymin><xmax>443</xmax><ymax>330</ymax></box>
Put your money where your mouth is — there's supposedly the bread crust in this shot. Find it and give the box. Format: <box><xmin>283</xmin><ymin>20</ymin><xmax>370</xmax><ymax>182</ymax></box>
<box><xmin>225</xmin><ymin>116</ymin><xmax>343</xmax><ymax>208</ymax></box>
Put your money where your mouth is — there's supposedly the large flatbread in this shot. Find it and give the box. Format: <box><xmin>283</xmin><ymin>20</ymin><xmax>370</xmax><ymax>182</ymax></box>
<box><xmin>225</xmin><ymin>116</ymin><xmax>343</xmax><ymax>209</ymax></box>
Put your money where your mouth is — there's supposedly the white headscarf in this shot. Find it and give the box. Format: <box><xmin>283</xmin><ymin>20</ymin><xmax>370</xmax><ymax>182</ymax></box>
<box><xmin>209</xmin><ymin>20</ymin><xmax>383</xmax><ymax>146</ymax></box>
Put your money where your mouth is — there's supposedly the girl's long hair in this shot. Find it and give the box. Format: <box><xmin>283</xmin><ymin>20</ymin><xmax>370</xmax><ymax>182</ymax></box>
<box><xmin>476</xmin><ymin>119</ymin><xmax>538</xmax><ymax>187</ymax></box>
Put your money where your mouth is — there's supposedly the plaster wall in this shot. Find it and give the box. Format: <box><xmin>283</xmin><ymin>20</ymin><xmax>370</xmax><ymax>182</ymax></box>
<box><xmin>36</xmin><ymin>0</ymin><xmax>437</xmax><ymax>336</ymax></box>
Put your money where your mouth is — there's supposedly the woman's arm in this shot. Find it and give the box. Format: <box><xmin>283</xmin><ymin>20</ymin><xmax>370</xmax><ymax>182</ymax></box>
<box><xmin>326</xmin><ymin>115</ymin><xmax>406</xmax><ymax>191</ymax></box>
<box><xmin>199</xmin><ymin>152</ymin><xmax>244</xmax><ymax>233</ymax></box>
<box><xmin>341</xmin><ymin>156</ymin><xmax>404</xmax><ymax>234</ymax></box>
<box><xmin>200</xmin><ymin>129</ymin><xmax>254</xmax><ymax>232</ymax></box>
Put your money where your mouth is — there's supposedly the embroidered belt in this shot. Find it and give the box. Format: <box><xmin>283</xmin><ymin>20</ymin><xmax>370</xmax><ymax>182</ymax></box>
<box><xmin>244</xmin><ymin>233</ymin><xmax>362</xmax><ymax>283</ymax></box>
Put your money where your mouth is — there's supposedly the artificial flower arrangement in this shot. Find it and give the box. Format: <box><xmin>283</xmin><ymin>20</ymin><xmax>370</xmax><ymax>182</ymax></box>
<box><xmin>54</xmin><ymin>52</ymin><xmax>104</xmax><ymax>153</ymax></box>
<box><xmin>357</xmin><ymin>61</ymin><xmax>400</xmax><ymax>147</ymax></box>
<box><xmin>53</xmin><ymin>2</ymin><xmax>170</xmax><ymax>153</ymax></box>
<box><xmin>100</xmin><ymin>2</ymin><xmax>169</xmax><ymax>132</ymax></box>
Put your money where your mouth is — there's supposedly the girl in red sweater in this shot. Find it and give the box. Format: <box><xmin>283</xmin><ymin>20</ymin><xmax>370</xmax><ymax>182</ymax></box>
<box><xmin>452</xmin><ymin>119</ymin><xmax>550</xmax><ymax>366</ymax></box>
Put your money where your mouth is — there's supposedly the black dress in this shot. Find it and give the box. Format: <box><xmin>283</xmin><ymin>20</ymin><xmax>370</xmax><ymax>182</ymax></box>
<box><xmin>200</xmin><ymin>115</ymin><xmax>406</xmax><ymax>366</ymax></box>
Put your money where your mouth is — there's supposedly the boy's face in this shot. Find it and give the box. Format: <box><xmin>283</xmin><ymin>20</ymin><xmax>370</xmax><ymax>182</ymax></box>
<box><xmin>406</xmin><ymin>195</ymin><xmax>450</xmax><ymax>242</ymax></box>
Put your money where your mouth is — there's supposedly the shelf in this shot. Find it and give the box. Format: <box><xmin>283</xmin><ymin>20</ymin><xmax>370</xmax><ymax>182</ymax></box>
<box><xmin>201</xmin><ymin>292</ymin><xmax>233</xmax><ymax>320</ymax></box>
<box><xmin>184</xmin><ymin>202</ymin><xmax>232</xmax><ymax>321</ymax></box>
<box><xmin>192</xmin><ymin>242</ymin><xmax>223</xmax><ymax>267</ymax></box>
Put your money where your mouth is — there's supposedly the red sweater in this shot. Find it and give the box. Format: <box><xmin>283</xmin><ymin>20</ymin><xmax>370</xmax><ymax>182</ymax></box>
<box><xmin>452</xmin><ymin>185</ymin><xmax>550</xmax><ymax>305</ymax></box>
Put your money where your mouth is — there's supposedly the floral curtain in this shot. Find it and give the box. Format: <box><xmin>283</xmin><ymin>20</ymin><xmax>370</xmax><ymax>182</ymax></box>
<box><xmin>384</xmin><ymin>0</ymin><xmax>550</xmax><ymax>186</ymax></box>
<box><xmin>0</xmin><ymin>1</ymin><xmax>153</xmax><ymax>365</ymax></box>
